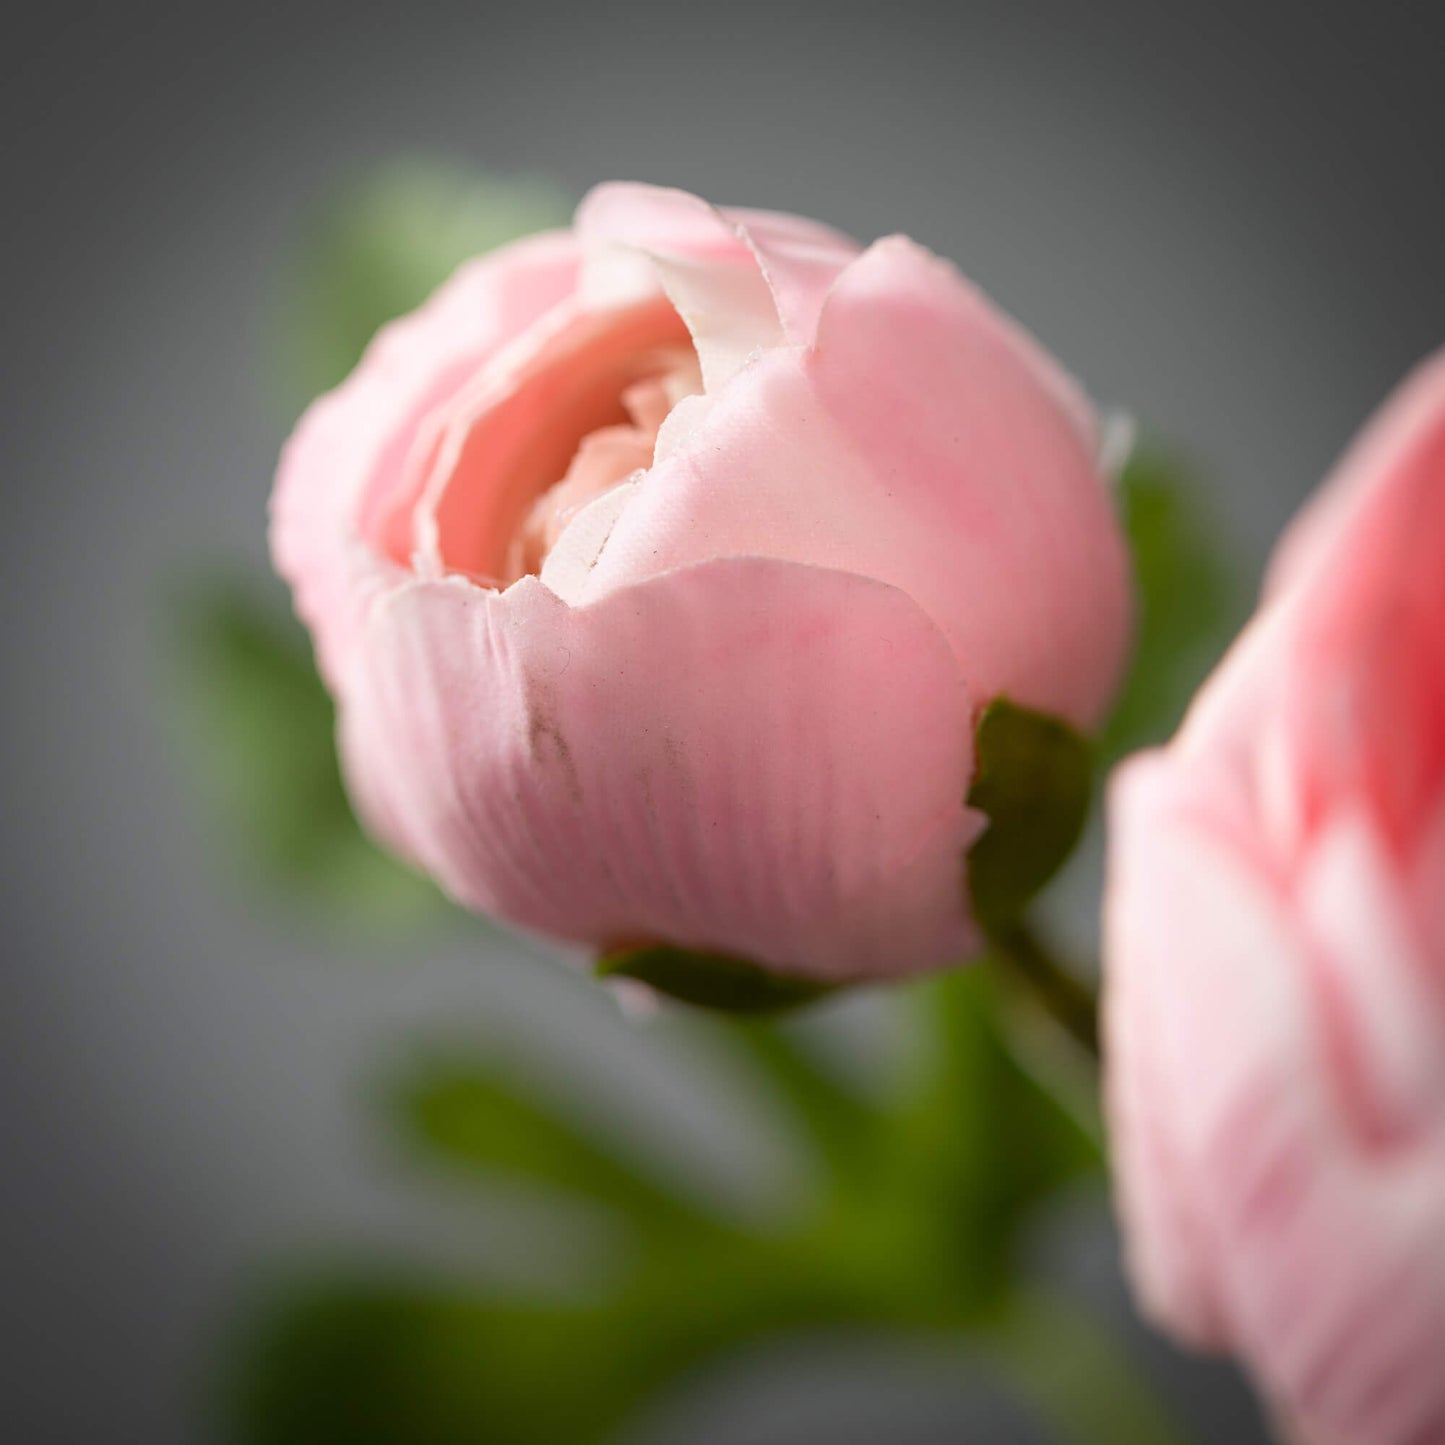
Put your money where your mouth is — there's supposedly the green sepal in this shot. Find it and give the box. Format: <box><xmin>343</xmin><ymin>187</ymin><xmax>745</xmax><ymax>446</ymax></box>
<box><xmin>965</xmin><ymin>699</ymin><xmax>1093</xmax><ymax>936</ymax></box>
<box><xmin>597</xmin><ymin>944</ymin><xmax>836</xmax><ymax>1014</ymax></box>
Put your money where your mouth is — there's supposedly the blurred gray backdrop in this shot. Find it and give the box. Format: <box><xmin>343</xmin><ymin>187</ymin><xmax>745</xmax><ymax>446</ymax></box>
<box><xmin>3</xmin><ymin>0</ymin><xmax>1443</xmax><ymax>1440</ymax></box>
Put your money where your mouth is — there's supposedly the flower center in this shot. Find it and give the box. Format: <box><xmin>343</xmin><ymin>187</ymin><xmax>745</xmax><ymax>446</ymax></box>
<box><xmin>506</xmin><ymin>346</ymin><xmax>701</xmax><ymax>581</ymax></box>
<box><xmin>413</xmin><ymin>298</ymin><xmax>699</xmax><ymax>587</ymax></box>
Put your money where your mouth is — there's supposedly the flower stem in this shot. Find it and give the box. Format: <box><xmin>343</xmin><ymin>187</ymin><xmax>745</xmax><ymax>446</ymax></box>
<box><xmin>990</xmin><ymin>920</ymin><xmax>1101</xmax><ymax>1059</ymax></box>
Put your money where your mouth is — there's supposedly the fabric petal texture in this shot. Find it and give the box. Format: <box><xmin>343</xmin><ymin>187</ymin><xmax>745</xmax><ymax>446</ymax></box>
<box><xmin>575</xmin><ymin>181</ymin><xmax>860</xmax><ymax>357</ymax></box>
<box><xmin>574</xmin><ymin>235</ymin><xmax>1130</xmax><ymax>730</ymax></box>
<box><xmin>343</xmin><ymin>559</ymin><xmax>981</xmax><ymax>982</ymax></box>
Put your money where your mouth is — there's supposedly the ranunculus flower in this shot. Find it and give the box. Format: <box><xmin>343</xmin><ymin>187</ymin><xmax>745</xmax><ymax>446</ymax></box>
<box><xmin>1104</xmin><ymin>352</ymin><xmax>1445</xmax><ymax>1444</ymax></box>
<box><xmin>273</xmin><ymin>181</ymin><xmax>1130</xmax><ymax>985</ymax></box>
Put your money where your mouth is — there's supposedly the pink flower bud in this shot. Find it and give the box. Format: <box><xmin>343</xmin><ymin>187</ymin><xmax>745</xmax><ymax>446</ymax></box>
<box><xmin>272</xmin><ymin>182</ymin><xmax>1131</xmax><ymax>983</ymax></box>
<box><xmin>1104</xmin><ymin>352</ymin><xmax>1445</xmax><ymax>1444</ymax></box>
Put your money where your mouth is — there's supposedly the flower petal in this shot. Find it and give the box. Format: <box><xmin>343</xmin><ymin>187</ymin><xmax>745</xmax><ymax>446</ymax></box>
<box><xmin>340</xmin><ymin>558</ymin><xmax>982</xmax><ymax>981</ymax></box>
<box><xmin>576</xmin><ymin>182</ymin><xmax>781</xmax><ymax>390</ymax></box>
<box><xmin>1106</xmin><ymin>756</ymin><xmax>1445</xmax><ymax>1445</ymax></box>
<box><xmin>573</xmin><ymin>236</ymin><xmax>1130</xmax><ymax>728</ymax></box>
<box><xmin>271</xmin><ymin>229</ymin><xmax>580</xmax><ymax>684</ymax></box>
<box><xmin>1296</xmin><ymin>813</ymin><xmax>1445</xmax><ymax>1150</ymax></box>
<box><xmin>409</xmin><ymin>295</ymin><xmax>687</xmax><ymax>581</ymax></box>
<box><xmin>574</xmin><ymin>182</ymin><xmax>859</xmax><ymax>390</ymax></box>
<box><xmin>1105</xmin><ymin>751</ymin><xmax>1285</xmax><ymax>1347</ymax></box>
<box><xmin>1265</xmin><ymin>348</ymin><xmax>1445</xmax><ymax>603</ymax></box>
<box><xmin>1277</xmin><ymin>351</ymin><xmax>1445</xmax><ymax>855</ymax></box>
<box><xmin>726</xmin><ymin>204</ymin><xmax>862</xmax><ymax>346</ymax></box>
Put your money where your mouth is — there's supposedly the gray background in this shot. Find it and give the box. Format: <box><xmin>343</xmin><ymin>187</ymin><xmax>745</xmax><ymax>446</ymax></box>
<box><xmin>3</xmin><ymin>0</ymin><xmax>1443</xmax><ymax>1440</ymax></box>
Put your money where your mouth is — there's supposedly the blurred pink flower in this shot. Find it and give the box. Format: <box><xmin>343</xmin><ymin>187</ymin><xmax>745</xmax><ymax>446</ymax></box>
<box><xmin>1105</xmin><ymin>352</ymin><xmax>1445</xmax><ymax>1444</ymax></box>
<box><xmin>272</xmin><ymin>181</ymin><xmax>1130</xmax><ymax>982</ymax></box>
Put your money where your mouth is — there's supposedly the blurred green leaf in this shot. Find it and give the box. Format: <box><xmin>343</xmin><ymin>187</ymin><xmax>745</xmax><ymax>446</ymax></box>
<box><xmin>223</xmin><ymin>971</ymin><xmax>1174</xmax><ymax>1445</ymax></box>
<box><xmin>224</xmin><ymin>1276</ymin><xmax>609</xmax><ymax>1445</ymax></box>
<box><xmin>890</xmin><ymin>969</ymin><xmax>1102</xmax><ymax>1312</ymax></box>
<box><xmin>598</xmin><ymin>944</ymin><xmax>837</xmax><ymax>1014</ymax></box>
<box><xmin>983</xmin><ymin>1289</ymin><xmax>1196</xmax><ymax>1445</ymax></box>
<box><xmin>224</xmin><ymin>1234</ymin><xmax>886</xmax><ymax>1445</ymax></box>
<box><xmin>1102</xmin><ymin>447</ymin><xmax>1242</xmax><ymax>763</ymax></box>
<box><xmin>388</xmin><ymin>1052</ymin><xmax>716</xmax><ymax>1230</ymax></box>
<box><xmin>228</xmin><ymin>1223</ymin><xmax>1192</xmax><ymax>1445</ymax></box>
<box><xmin>227</xmin><ymin>1266</ymin><xmax>1187</xmax><ymax>1445</ymax></box>
<box><xmin>279</xmin><ymin>159</ymin><xmax>573</xmax><ymax>408</ymax></box>
<box><xmin>165</xmin><ymin>575</ymin><xmax>447</xmax><ymax>927</ymax></box>
<box><xmin>966</xmin><ymin>701</ymin><xmax>1093</xmax><ymax>937</ymax></box>
<box><xmin>720</xmin><ymin>1012</ymin><xmax>891</xmax><ymax>1186</ymax></box>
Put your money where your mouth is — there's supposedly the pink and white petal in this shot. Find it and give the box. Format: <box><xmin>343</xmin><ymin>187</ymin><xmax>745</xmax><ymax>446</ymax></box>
<box><xmin>1219</xmin><ymin>1107</ymin><xmax>1445</xmax><ymax>1445</ymax></box>
<box><xmin>1106</xmin><ymin>756</ymin><xmax>1445</xmax><ymax>1445</ymax></box>
<box><xmin>575</xmin><ymin>236</ymin><xmax>1129</xmax><ymax>728</ymax></box>
<box><xmin>1104</xmin><ymin>751</ymin><xmax>1270</xmax><ymax>1346</ymax></box>
<box><xmin>1265</xmin><ymin>347</ymin><xmax>1445</xmax><ymax>604</ymax></box>
<box><xmin>1411</xmin><ymin>801</ymin><xmax>1445</xmax><ymax>964</ymax></box>
<box><xmin>725</xmin><ymin>205</ymin><xmax>862</xmax><ymax>346</ymax></box>
<box><xmin>574</xmin><ymin>183</ymin><xmax>860</xmax><ymax>388</ymax></box>
<box><xmin>576</xmin><ymin>182</ymin><xmax>755</xmax><ymax>295</ymax></box>
<box><xmin>1276</xmin><ymin>353</ymin><xmax>1445</xmax><ymax>855</ymax></box>
<box><xmin>1168</xmin><ymin>601</ymin><xmax>1314</xmax><ymax>863</ymax></box>
<box><xmin>271</xmin><ymin>229</ymin><xmax>580</xmax><ymax>685</ymax></box>
<box><xmin>576</xmin><ymin>183</ymin><xmax>781</xmax><ymax>389</ymax></box>
<box><xmin>537</xmin><ymin>478</ymin><xmax>641</xmax><ymax>604</ymax></box>
<box><xmin>410</xmin><ymin>295</ymin><xmax>688</xmax><ymax>581</ymax></box>
<box><xmin>340</xmin><ymin>558</ymin><xmax>982</xmax><ymax>982</ymax></box>
<box><xmin>1295</xmin><ymin>812</ymin><xmax>1445</xmax><ymax>1148</ymax></box>
<box><xmin>334</xmin><ymin>663</ymin><xmax>430</xmax><ymax>871</ymax></box>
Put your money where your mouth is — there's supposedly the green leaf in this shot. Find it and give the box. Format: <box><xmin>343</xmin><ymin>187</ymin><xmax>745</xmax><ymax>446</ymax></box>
<box><xmin>598</xmin><ymin>944</ymin><xmax>837</xmax><ymax>1014</ymax></box>
<box><xmin>387</xmin><ymin>1053</ymin><xmax>710</xmax><ymax>1228</ymax></box>
<box><xmin>965</xmin><ymin>700</ymin><xmax>1093</xmax><ymax>937</ymax></box>
<box><xmin>277</xmin><ymin>159</ymin><xmax>573</xmax><ymax>408</ymax></box>
<box><xmin>222</xmin><ymin>1232</ymin><xmax>881</xmax><ymax>1445</ymax></box>
<box><xmin>164</xmin><ymin>575</ymin><xmax>446</xmax><ymax>927</ymax></box>
<box><xmin>223</xmin><ymin>1275</ymin><xmax>614</xmax><ymax>1445</ymax></box>
<box><xmin>1101</xmin><ymin>446</ymin><xmax>1241</xmax><ymax>763</ymax></box>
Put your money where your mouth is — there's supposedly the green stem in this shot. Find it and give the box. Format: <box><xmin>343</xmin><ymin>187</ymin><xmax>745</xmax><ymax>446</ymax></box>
<box><xmin>990</xmin><ymin>921</ymin><xmax>1101</xmax><ymax>1059</ymax></box>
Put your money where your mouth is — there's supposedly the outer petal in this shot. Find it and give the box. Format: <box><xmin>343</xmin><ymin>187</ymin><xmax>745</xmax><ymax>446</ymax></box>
<box><xmin>571</xmin><ymin>236</ymin><xmax>1130</xmax><ymax>729</ymax></box>
<box><xmin>1105</xmin><ymin>751</ymin><xmax>1277</xmax><ymax>1348</ymax></box>
<box><xmin>1297</xmin><ymin>815</ymin><xmax>1445</xmax><ymax>1148</ymax></box>
<box><xmin>575</xmin><ymin>182</ymin><xmax>859</xmax><ymax>388</ymax></box>
<box><xmin>727</xmin><ymin>203</ymin><xmax>865</xmax><ymax>347</ymax></box>
<box><xmin>1274</xmin><ymin>351</ymin><xmax>1445</xmax><ymax>856</ymax></box>
<box><xmin>1123</xmin><ymin>345</ymin><xmax>1445</xmax><ymax>864</ymax></box>
<box><xmin>338</xmin><ymin>558</ymin><xmax>983</xmax><ymax>982</ymax></box>
<box><xmin>1106</xmin><ymin>759</ymin><xmax>1445</xmax><ymax>1445</ymax></box>
<box><xmin>1167</xmin><ymin>601</ymin><xmax>1308</xmax><ymax>865</ymax></box>
<box><xmin>270</xmin><ymin>229</ymin><xmax>580</xmax><ymax>686</ymax></box>
<box><xmin>1265</xmin><ymin>348</ymin><xmax>1445</xmax><ymax>604</ymax></box>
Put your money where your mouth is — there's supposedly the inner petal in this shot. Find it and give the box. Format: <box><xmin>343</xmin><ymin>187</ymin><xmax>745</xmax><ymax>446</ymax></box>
<box><xmin>414</xmin><ymin>298</ymin><xmax>697</xmax><ymax>585</ymax></box>
<box><xmin>507</xmin><ymin>358</ymin><xmax>700</xmax><ymax>580</ymax></box>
